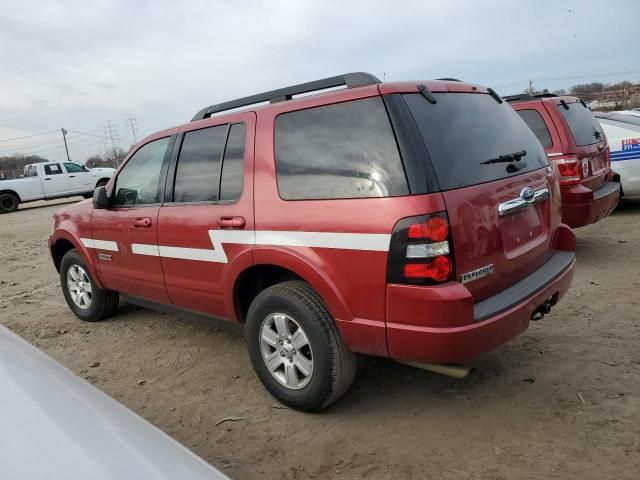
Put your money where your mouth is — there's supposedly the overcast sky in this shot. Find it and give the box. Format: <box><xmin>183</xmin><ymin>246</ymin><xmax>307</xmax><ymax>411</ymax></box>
<box><xmin>1</xmin><ymin>0</ymin><xmax>639</xmax><ymax>163</ymax></box>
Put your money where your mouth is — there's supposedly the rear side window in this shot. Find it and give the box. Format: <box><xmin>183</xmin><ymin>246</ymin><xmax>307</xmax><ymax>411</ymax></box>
<box><xmin>404</xmin><ymin>93</ymin><xmax>549</xmax><ymax>191</ymax></box>
<box><xmin>174</xmin><ymin>126</ymin><xmax>228</xmax><ymax>203</ymax></box>
<box><xmin>559</xmin><ymin>102</ymin><xmax>605</xmax><ymax>146</ymax></box>
<box><xmin>220</xmin><ymin>124</ymin><xmax>246</xmax><ymax>201</ymax></box>
<box><xmin>173</xmin><ymin>123</ymin><xmax>246</xmax><ymax>203</ymax></box>
<box><xmin>275</xmin><ymin>97</ymin><xmax>408</xmax><ymax>200</ymax></box>
<box><xmin>516</xmin><ymin>110</ymin><xmax>553</xmax><ymax>148</ymax></box>
<box><xmin>44</xmin><ymin>164</ymin><xmax>63</xmax><ymax>175</ymax></box>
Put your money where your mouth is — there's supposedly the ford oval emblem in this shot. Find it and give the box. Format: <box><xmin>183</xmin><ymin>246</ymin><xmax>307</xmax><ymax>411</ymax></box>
<box><xmin>521</xmin><ymin>187</ymin><xmax>535</xmax><ymax>201</ymax></box>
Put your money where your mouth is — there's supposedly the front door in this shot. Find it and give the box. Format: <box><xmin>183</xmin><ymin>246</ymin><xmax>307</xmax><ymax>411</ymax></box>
<box><xmin>90</xmin><ymin>136</ymin><xmax>174</xmax><ymax>304</ymax></box>
<box><xmin>157</xmin><ymin>114</ymin><xmax>255</xmax><ymax>319</ymax></box>
<box><xmin>64</xmin><ymin>162</ymin><xmax>94</xmax><ymax>193</ymax></box>
<box><xmin>41</xmin><ymin>163</ymin><xmax>70</xmax><ymax>197</ymax></box>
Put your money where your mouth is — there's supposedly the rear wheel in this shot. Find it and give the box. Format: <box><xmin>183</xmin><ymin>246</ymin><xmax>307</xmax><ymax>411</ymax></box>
<box><xmin>245</xmin><ymin>281</ymin><xmax>357</xmax><ymax>411</ymax></box>
<box><xmin>0</xmin><ymin>193</ymin><xmax>19</xmax><ymax>213</ymax></box>
<box><xmin>60</xmin><ymin>249</ymin><xmax>119</xmax><ymax>321</ymax></box>
<box><xmin>96</xmin><ymin>179</ymin><xmax>109</xmax><ymax>188</ymax></box>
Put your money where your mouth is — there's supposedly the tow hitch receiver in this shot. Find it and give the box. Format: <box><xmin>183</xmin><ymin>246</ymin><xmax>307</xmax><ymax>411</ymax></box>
<box><xmin>531</xmin><ymin>293</ymin><xmax>558</xmax><ymax>321</ymax></box>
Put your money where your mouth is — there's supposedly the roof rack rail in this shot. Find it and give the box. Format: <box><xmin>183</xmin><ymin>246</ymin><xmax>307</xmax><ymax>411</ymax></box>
<box><xmin>435</xmin><ymin>77</ymin><xmax>462</xmax><ymax>82</ymax></box>
<box><xmin>504</xmin><ymin>93</ymin><xmax>560</xmax><ymax>102</ymax></box>
<box><xmin>191</xmin><ymin>72</ymin><xmax>381</xmax><ymax>121</ymax></box>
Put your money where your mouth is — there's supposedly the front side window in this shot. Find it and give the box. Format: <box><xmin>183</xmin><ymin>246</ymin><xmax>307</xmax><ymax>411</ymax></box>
<box><xmin>516</xmin><ymin>109</ymin><xmax>553</xmax><ymax>148</ymax></box>
<box><xmin>64</xmin><ymin>162</ymin><xmax>85</xmax><ymax>173</ymax></box>
<box><xmin>173</xmin><ymin>125</ymin><xmax>227</xmax><ymax>203</ymax></box>
<box><xmin>113</xmin><ymin>137</ymin><xmax>170</xmax><ymax>206</ymax></box>
<box><xmin>275</xmin><ymin>97</ymin><xmax>408</xmax><ymax>200</ymax></box>
<box><xmin>44</xmin><ymin>164</ymin><xmax>63</xmax><ymax>175</ymax></box>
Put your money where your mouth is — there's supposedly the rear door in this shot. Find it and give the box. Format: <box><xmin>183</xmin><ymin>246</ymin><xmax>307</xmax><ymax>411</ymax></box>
<box><xmin>403</xmin><ymin>92</ymin><xmax>559</xmax><ymax>301</ymax></box>
<box><xmin>91</xmin><ymin>136</ymin><xmax>173</xmax><ymax>303</ymax></box>
<box><xmin>157</xmin><ymin>113</ymin><xmax>255</xmax><ymax>319</ymax></box>
<box><xmin>41</xmin><ymin>163</ymin><xmax>70</xmax><ymax>197</ymax></box>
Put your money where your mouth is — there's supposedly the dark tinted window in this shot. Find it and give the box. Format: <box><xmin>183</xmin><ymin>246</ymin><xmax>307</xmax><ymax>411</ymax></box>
<box><xmin>404</xmin><ymin>93</ymin><xmax>549</xmax><ymax>191</ymax></box>
<box><xmin>275</xmin><ymin>98</ymin><xmax>408</xmax><ymax>200</ymax></box>
<box><xmin>174</xmin><ymin>126</ymin><xmax>227</xmax><ymax>203</ymax></box>
<box><xmin>44</xmin><ymin>164</ymin><xmax>63</xmax><ymax>175</ymax></box>
<box><xmin>559</xmin><ymin>102</ymin><xmax>604</xmax><ymax>146</ymax></box>
<box><xmin>220</xmin><ymin>123</ymin><xmax>246</xmax><ymax>201</ymax></box>
<box><xmin>516</xmin><ymin>109</ymin><xmax>553</xmax><ymax>148</ymax></box>
<box><xmin>114</xmin><ymin>137</ymin><xmax>169</xmax><ymax>205</ymax></box>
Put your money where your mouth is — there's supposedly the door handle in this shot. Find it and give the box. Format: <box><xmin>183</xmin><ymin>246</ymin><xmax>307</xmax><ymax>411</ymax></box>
<box><xmin>218</xmin><ymin>216</ymin><xmax>246</xmax><ymax>229</ymax></box>
<box><xmin>133</xmin><ymin>217</ymin><xmax>152</xmax><ymax>228</ymax></box>
<box><xmin>69</xmin><ymin>175</ymin><xmax>76</xmax><ymax>178</ymax></box>
<box><xmin>44</xmin><ymin>178</ymin><xmax>51</xmax><ymax>181</ymax></box>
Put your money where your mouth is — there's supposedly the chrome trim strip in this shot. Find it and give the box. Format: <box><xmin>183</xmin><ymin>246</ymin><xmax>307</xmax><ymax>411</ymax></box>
<box><xmin>498</xmin><ymin>188</ymin><xmax>550</xmax><ymax>217</ymax></box>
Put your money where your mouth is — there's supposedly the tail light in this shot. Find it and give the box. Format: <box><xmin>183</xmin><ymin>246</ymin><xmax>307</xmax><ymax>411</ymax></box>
<box><xmin>553</xmin><ymin>155</ymin><xmax>581</xmax><ymax>186</ymax></box>
<box><xmin>387</xmin><ymin>213</ymin><xmax>454</xmax><ymax>285</ymax></box>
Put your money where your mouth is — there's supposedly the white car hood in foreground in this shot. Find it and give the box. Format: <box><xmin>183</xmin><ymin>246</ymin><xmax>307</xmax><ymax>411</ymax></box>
<box><xmin>0</xmin><ymin>325</ymin><xmax>228</xmax><ymax>480</ymax></box>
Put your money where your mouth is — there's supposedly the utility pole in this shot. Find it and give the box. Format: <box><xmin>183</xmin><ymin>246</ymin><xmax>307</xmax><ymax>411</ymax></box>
<box><xmin>61</xmin><ymin>128</ymin><xmax>71</xmax><ymax>162</ymax></box>
<box><xmin>105</xmin><ymin>121</ymin><xmax>118</xmax><ymax>168</ymax></box>
<box><xmin>126</xmin><ymin>113</ymin><xmax>139</xmax><ymax>144</ymax></box>
<box><xmin>528</xmin><ymin>80</ymin><xmax>534</xmax><ymax>95</ymax></box>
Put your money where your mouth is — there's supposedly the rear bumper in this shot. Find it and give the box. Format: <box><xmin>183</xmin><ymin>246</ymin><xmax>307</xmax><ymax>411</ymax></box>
<box><xmin>562</xmin><ymin>181</ymin><xmax>620</xmax><ymax>228</ymax></box>
<box><xmin>385</xmin><ymin>250</ymin><xmax>575</xmax><ymax>364</ymax></box>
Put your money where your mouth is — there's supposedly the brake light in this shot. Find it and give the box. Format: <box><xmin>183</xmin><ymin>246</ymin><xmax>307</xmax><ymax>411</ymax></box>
<box><xmin>404</xmin><ymin>256</ymin><xmax>452</xmax><ymax>282</ymax></box>
<box><xmin>387</xmin><ymin>213</ymin><xmax>455</xmax><ymax>285</ymax></box>
<box><xmin>553</xmin><ymin>156</ymin><xmax>581</xmax><ymax>186</ymax></box>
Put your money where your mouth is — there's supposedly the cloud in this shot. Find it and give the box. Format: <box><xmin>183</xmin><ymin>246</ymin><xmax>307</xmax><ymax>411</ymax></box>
<box><xmin>1</xmin><ymin>0</ymin><xmax>639</xmax><ymax>162</ymax></box>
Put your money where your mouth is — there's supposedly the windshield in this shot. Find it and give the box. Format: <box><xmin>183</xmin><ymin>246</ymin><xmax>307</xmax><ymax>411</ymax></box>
<box><xmin>559</xmin><ymin>102</ymin><xmax>605</xmax><ymax>146</ymax></box>
<box><xmin>403</xmin><ymin>92</ymin><xmax>549</xmax><ymax>191</ymax></box>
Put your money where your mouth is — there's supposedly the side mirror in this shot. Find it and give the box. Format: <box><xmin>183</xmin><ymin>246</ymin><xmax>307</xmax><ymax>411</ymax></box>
<box><xmin>83</xmin><ymin>166</ymin><xmax>90</xmax><ymax>172</ymax></box>
<box><xmin>92</xmin><ymin>186</ymin><xmax>109</xmax><ymax>209</ymax></box>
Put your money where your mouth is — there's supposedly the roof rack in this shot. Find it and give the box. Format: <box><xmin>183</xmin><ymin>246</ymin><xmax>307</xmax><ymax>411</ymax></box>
<box><xmin>435</xmin><ymin>77</ymin><xmax>462</xmax><ymax>82</ymax></box>
<box><xmin>504</xmin><ymin>93</ymin><xmax>559</xmax><ymax>102</ymax></box>
<box><xmin>191</xmin><ymin>72</ymin><xmax>381</xmax><ymax>121</ymax></box>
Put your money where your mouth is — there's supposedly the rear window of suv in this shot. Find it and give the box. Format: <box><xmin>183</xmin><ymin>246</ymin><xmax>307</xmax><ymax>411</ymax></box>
<box><xmin>559</xmin><ymin>101</ymin><xmax>605</xmax><ymax>146</ymax></box>
<box><xmin>275</xmin><ymin>98</ymin><xmax>409</xmax><ymax>200</ymax></box>
<box><xmin>404</xmin><ymin>93</ymin><xmax>549</xmax><ymax>191</ymax></box>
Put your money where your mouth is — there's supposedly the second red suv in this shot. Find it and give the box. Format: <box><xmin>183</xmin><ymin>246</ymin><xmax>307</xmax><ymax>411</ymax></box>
<box><xmin>50</xmin><ymin>73</ymin><xmax>576</xmax><ymax>411</ymax></box>
<box><xmin>507</xmin><ymin>94</ymin><xmax>620</xmax><ymax>228</ymax></box>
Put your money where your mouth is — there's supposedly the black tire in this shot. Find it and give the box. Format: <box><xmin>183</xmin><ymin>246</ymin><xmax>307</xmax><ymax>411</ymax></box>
<box><xmin>96</xmin><ymin>179</ymin><xmax>109</xmax><ymax>188</ymax></box>
<box><xmin>60</xmin><ymin>249</ymin><xmax>119</xmax><ymax>322</ymax></box>
<box><xmin>0</xmin><ymin>193</ymin><xmax>19</xmax><ymax>213</ymax></box>
<box><xmin>245</xmin><ymin>280</ymin><xmax>357</xmax><ymax>412</ymax></box>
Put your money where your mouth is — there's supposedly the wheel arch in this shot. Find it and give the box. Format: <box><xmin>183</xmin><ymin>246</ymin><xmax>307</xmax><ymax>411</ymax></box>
<box><xmin>50</xmin><ymin>231</ymin><xmax>105</xmax><ymax>289</ymax></box>
<box><xmin>0</xmin><ymin>189</ymin><xmax>22</xmax><ymax>203</ymax></box>
<box><xmin>229</xmin><ymin>248</ymin><xmax>353</xmax><ymax>325</ymax></box>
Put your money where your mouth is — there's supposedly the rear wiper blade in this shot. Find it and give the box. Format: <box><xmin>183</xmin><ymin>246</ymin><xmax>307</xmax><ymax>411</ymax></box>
<box><xmin>480</xmin><ymin>149</ymin><xmax>527</xmax><ymax>165</ymax></box>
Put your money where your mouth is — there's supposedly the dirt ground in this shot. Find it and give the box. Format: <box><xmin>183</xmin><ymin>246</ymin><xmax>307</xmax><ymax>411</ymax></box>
<box><xmin>1</xmin><ymin>197</ymin><xmax>638</xmax><ymax>479</ymax></box>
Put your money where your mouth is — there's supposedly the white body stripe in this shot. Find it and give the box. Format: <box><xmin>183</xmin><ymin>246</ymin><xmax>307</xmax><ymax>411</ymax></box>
<box><xmin>84</xmin><ymin>230</ymin><xmax>390</xmax><ymax>264</ymax></box>
<box><xmin>131</xmin><ymin>243</ymin><xmax>160</xmax><ymax>256</ymax></box>
<box><xmin>80</xmin><ymin>238</ymin><xmax>119</xmax><ymax>252</ymax></box>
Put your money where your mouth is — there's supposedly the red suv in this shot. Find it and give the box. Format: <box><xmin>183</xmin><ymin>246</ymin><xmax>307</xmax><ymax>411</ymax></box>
<box><xmin>50</xmin><ymin>73</ymin><xmax>576</xmax><ymax>411</ymax></box>
<box><xmin>507</xmin><ymin>94</ymin><xmax>620</xmax><ymax>227</ymax></box>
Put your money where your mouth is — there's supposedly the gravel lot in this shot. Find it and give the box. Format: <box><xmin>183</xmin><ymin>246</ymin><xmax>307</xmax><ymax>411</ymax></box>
<box><xmin>1</xmin><ymin>197</ymin><xmax>639</xmax><ymax>479</ymax></box>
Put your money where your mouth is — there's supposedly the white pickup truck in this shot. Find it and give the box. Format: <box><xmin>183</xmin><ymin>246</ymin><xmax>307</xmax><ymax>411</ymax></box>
<box><xmin>0</xmin><ymin>161</ymin><xmax>115</xmax><ymax>213</ymax></box>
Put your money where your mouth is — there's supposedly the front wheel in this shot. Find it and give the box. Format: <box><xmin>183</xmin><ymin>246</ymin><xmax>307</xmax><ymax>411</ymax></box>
<box><xmin>0</xmin><ymin>193</ymin><xmax>19</xmax><ymax>213</ymax></box>
<box><xmin>245</xmin><ymin>281</ymin><xmax>357</xmax><ymax>412</ymax></box>
<box><xmin>60</xmin><ymin>249</ymin><xmax>119</xmax><ymax>321</ymax></box>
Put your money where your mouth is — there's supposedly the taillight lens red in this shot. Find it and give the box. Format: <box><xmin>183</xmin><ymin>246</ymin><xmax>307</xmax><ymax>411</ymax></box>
<box><xmin>553</xmin><ymin>156</ymin><xmax>581</xmax><ymax>186</ymax></box>
<box><xmin>407</xmin><ymin>216</ymin><xmax>449</xmax><ymax>241</ymax></box>
<box><xmin>404</xmin><ymin>256</ymin><xmax>452</xmax><ymax>282</ymax></box>
<box><xmin>387</xmin><ymin>213</ymin><xmax>455</xmax><ymax>286</ymax></box>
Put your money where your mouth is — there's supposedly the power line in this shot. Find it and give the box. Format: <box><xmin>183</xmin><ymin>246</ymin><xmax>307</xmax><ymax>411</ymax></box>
<box><xmin>0</xmin><ymin>129</ymin><xmax>59</xmax><ymax>143</ymax></box>
<box><xmin>496</xmin><ymin>69</ymin><xmax>640</xmax><ymax>89</ymax></box>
